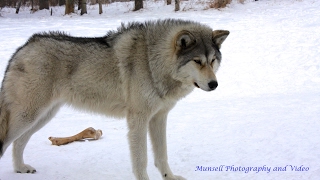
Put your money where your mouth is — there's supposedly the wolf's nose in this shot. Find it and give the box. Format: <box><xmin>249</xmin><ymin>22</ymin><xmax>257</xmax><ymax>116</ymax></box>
<box><xmin>208</xmin><ymin>81</ymin><xmax>218</xmax><ymax>90</ymax></box>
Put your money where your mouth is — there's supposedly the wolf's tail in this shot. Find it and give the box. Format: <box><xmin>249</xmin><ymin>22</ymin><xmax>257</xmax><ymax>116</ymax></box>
<box><xmin>0</xmin><ymin>93</ymin><xmax>9</xmax><ymax>157</ymax></box>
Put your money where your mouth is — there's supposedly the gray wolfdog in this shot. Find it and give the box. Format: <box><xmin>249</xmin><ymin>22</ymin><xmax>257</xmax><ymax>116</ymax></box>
<box><xmin>0</xmin><ymin>19</ymin><xmax>229</xmax><ymax>180</ymax></box>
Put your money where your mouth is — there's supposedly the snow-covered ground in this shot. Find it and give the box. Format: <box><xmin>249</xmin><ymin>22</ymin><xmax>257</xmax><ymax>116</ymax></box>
<box><xmin>1</xmin><ymin>0</ymin><xmax>320</xmax><ymax>179</ymax></box>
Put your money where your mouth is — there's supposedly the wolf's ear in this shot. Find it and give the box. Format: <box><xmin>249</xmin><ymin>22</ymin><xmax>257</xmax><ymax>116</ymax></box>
<box><xmin>212</xmin><ymin>30</ymin><xmax>229</xmax><ymax>49</ymax></box>
<box><xmin>176</xmin><ymin>31</ymin><xmax>196</xmax><ymax>50</ymax></box>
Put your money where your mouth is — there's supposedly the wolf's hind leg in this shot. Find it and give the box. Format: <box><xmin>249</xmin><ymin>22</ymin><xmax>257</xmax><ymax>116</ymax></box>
<box><xmin>11</xmin><ymin>104</ymin><xmax>61</xmax><ymax>173</ymax></box>
<box><xmin>12</xmin><ymin>132</ymin><xmax>37</xmax><ymax>173</ymax></box>
<box><xmin>149</xmin><ymin>111</ymin><xmax>186</xmax><ymax>180</ymax></box>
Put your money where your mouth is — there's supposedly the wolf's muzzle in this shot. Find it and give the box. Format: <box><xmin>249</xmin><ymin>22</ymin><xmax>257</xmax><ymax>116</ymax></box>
<box><xmin>208</xmin><ymin>81</ymin><xmax>218</xmax><ymax>90</ymax></box>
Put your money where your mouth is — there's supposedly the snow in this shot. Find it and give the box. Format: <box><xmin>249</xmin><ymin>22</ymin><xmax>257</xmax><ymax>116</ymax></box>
<box><xmin>0</xmin><ymin>0</ymin><xmax>320</xmax><ymax>179</ymax></box>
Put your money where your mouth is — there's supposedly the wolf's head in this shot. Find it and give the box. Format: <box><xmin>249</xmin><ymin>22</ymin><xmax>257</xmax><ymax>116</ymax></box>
<box><xmin>173</xmin><ymin>29</ymin><xmax>229</xmax><ymax>91</ymax></box>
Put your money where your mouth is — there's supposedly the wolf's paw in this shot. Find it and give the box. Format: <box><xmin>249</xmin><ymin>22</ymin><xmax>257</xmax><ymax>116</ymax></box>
<box><xmin>15</xmin><ymin>164</ymin><xmax>36</xmax><ymax>173</ymax></box>
<box><xmin>164</xmin><ymin>175</ymin><xmax>186</xmax><ymax>180</ymax></box>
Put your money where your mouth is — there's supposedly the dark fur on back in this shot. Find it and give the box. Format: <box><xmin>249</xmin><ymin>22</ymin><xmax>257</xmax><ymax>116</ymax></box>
<box><xmin>29</xmin><ymin>32</ymin><xmax>109</xmax><ymax>46</ymax></box>
<box><xmin>105</xmin><ymin>19</ymin><xmax>202</xmax><ymax>40</ymax></box>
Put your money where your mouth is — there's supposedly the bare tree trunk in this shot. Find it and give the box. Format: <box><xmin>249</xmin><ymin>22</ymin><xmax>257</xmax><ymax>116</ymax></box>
<box><xmin>39</xmin><ymin>0</ymin><xmax>49</xmax><ymax>10</ymax></box>
<box><xmin>0</xmin><ymin>0</ymin><xmax>6</xmax><ymax>8</ymax></box>
<box><xmin>174</xmin><ymin>0</ymin><xmax>179</xmax><ymax>11</ymax></box>
<box><xmin>167</xmin><ymin>0</ymin><xmax>171</xmax><ymax>5</ymax></box>
<box><xmin>134</xmin><ymin>0</ymin><xmax>142</xmax><ymax>11</ymax></box>
<box><xmin>98</xmin><ymin>0</ymin><xmax>102</xmax><ymax>14</ymax></box>
<box><xmin>9</xmin><ymin>0</ymin><xmax>15</xmax><ymax>7</ymax></box>
<box><xmin>80</xmin><ymin>0</ymin><xmax>86</xmax><ymax>15</ymax></box>
<box><xmin>15</xmin><ymin>0</ymin><xmax>22</xmax><ymax>14</ymax></box>
<box><xmin>59</xmin><ymin>0</ymin><xmax>65</xmax><ymax>6</ymax></box>
<box><xmin>65</xmin><ymin>0</ymin><xmax>74</xmax><ymax>14</ymax></box>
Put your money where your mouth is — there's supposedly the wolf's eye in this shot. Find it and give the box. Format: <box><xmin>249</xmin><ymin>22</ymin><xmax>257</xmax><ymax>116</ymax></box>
<box><xmin>194</xmin><ymin>60</ymin><xmax>202</xmax><ymax>65</ymax></box>
<box><xmin>211</xmin><ymin>59</ymin><xmax>216</xmax><ymax>66</ymax></box>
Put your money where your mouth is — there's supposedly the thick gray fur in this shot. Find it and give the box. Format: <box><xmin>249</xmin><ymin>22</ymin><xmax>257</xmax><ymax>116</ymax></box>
<box><xmin>0</xmin><ymin>19</ymin><xmax>229</xmax><ymax>180</ymax></box>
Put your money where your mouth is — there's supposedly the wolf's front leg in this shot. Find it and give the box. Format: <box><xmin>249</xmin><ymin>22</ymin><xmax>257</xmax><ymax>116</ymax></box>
<box><xmin>149</xmin><ymin>111</ymin><xmax>186</xmax><ymax>180</ymax></box>
<box><xmin>127</xmin><ymin>112</ymin><xmax>150</xmax><ymax>180</ymax></box>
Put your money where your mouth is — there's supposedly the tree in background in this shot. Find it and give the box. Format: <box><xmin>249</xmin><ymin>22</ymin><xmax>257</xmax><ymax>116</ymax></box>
<box><xmin>39</xmin><ymin>0</ymin><xmax>49</xmax><ymax>10</ymax></box>
<box><xmin>98</xmin><ymin>0</ymin><xmax>102</xmax><ymax>14</ymax></box>
<box><xmin>0</xmin><ymin>0</ymin><xmax>5</xmax><ymax>8</ymax></box>
<box><xmin>65</xmin><ymin>0</ymin><xmax>74</xmax><ymax>14</ymax></box>
<box><xmin>78</xmin><ymin>0</ymin><xmax>81</xmax><ymax>10</ymax></box>
<box><xmin>15</xmin><ymin>0</ymin><xmax>22</xmax><ymax>13</ymax></box>
<box><xmin>175</xmin><ymin>0</ymin><xmax>179</xmax><ymax>11</ymax></box>
<box><xmin>80</xmin><ymin>0</ymin><xmax>86</xmax><ymax>15</ymax></box>
<box><xmin>59</xmin><ymin>0</ymin><xmax>65</xmax><ymax>6</ymax></box>
<box><xmin>30</xmin><ymin>0</ymin><xmax>34</xmax><ymax>11</ymax></box>
<box><xmin>134</xmin><ymin>0</ymin><xmax>142</xmax><ymax>11</ymax></box>
<box><xmin>167</xmin><ymin>0</ymin><xmax>180</xmax><ymax>11</ymax></box>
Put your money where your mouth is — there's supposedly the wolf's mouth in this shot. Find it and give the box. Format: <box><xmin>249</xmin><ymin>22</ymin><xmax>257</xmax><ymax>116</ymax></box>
<box><xmin>194</xmin><ymin>82</ymin><xmax>200</xmax><ymax>88</ymax></box>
